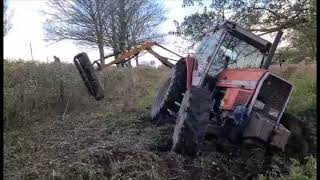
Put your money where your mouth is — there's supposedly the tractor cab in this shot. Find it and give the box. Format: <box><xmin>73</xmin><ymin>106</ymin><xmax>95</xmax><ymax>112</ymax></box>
<box><xmin>192</xmin><ymin>21</ymin><xmax>272</xmax><ymax>87</ymax></box>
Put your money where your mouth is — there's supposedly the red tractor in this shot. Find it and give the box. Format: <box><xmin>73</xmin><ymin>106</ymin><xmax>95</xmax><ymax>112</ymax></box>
<box><xmin>73</xmin><ymin>21</ymin><xmax>311</xmax><ymax>158</ymax></box>
<box><xmin>150</xmin><ymin>21</ymin><xmax>310</xmax><ymax>157</ymax></box>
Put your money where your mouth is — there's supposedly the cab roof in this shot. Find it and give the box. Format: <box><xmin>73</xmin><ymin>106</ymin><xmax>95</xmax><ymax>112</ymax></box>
<box><xmin>218</xmin><ymin>21</ymin><xmax>272</xmax><ymax>53</ymax></box>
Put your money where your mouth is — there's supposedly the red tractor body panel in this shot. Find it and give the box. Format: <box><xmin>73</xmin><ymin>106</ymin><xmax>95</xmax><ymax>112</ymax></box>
<box><xmin>215</xmin><ymin>68</ymin><xmax>268</xmax><ymax>110</ymax></box>
<box><xmin>185</xmin><ymin>56</ymin><xmax>195</xmax><ymax>89</ymax></box>
<box><xmin>222</xmin><ymin>88</ymin><xmax>253</xmax><ymax>110</ymax></box>
<box><xmin>216</xmin><ymin>68</ymin><xmax>267</xmax><ymax>90</ymax></box>
<box><xmin>185</xmin><ymin>65</ymin><xmax>269</xmax><ymax>110</ymax></box>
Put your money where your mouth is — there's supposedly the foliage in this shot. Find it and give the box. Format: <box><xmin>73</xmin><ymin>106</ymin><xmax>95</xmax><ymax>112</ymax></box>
<box><xmin>286</xmin><ymin>66</ymin><xmax>316</xmax><ymax>119</ymax></box>
<box><xmin>286</xmin><ymin>0</ymin><xmax>317</xmax><ymax>61</ymax></box>
<box><xmin>178</xmin><ymin>0</ymin><xmax>314</xmax><ymax>36</ymax></box>
<box><xmin>277</xmin><ymin>47</ymin><xmax>306</xmax><ymax>64</ymax></box>
<box><xmin>176</xmin><ymin>0</ymin><xmax>316</xmax><ymax>62</ymax></box>
<box><xmin>173</xmin><ymin>7</ymin><xmax>223</xmax><ymax>40</ymax></box>
<box><xmin>285</xmin><ymin>156</ymin><xmax>317</xmax><ymax>180</ymax></box>
<box><xmin>259</xmin><ymin>156</ymin><xmax>317</xmax><ymax>180</ymax></box>
<box><xmin>3</xmin><ymin>0</ymin><xmax>13</xmax><ymax>36</ymax></box>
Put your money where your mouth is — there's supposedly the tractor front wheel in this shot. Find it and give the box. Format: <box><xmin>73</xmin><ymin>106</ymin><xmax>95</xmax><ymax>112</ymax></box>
<box><xmin>171</xmin><ymin>87</ymin><xmax>211</xmax><ymax>156</ymax></box>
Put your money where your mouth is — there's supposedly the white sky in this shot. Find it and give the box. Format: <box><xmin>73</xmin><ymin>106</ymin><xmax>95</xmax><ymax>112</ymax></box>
<box><xmin>3</xmin><ymin>0</ymin><xmax>279</xmax><ymax>66</ymax></box>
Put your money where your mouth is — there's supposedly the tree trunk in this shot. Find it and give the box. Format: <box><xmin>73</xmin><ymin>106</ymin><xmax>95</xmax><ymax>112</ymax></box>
<box><xmin>98</xmin><ymin>42</ymin><xmax>105</xmax><ymax>64</ymax></box>
<box><xmin>127</xmin><ymin>59</ymin><xmax>132</xmax><ymax>67</ymax></box>
<box><xmin>96</xmin><ymin>3</ymin><xmax>105</xmax><ymax>65</ymax></box>
<box><xmin>118</xmin><ymin>0</ymin><xmax>128</xmax><ymax>68</ymax></box>
<box><xmin>113</xmin><ymin>48</ymin><xmax>122</xmax><ymax>67</ymax></box>
<box><xmin>135</xmin><ymin>56</ymin><xmax>139</xmax><ymax>66</ymax></box>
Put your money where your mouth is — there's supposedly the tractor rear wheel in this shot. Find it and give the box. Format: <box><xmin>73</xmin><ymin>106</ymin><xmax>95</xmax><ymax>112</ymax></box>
<box><xmin>150</xmin><ymin>59</ymin><xmax>187</xmax><ymax>124</ymax></box>
<box><xmin>171</xmin><ymin>87</ymin><xmax>211</xmax><ymax>156</ymax></box>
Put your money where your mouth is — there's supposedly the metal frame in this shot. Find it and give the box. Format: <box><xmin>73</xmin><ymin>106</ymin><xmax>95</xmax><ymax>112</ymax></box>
<box><xmin>195</xmin><ymin>23</ymin><xmax>270</xmax><ymax>87</ymax></box>
<box><xmin>269</xmin><ymin>73</ymin><xmax>294</xmax><ymax>122</ymax></box>
<box><xmin>218</xmin><ymin>21</ymin><xmax>272</xmax><ymax>53</ymax></box>
<box><xmin>190</xmin><ymin>30</ymin><xmax>228</xmax><ymax>87</ymax></box>
<box><xmin>247</xmin><ymin>71</ymin><xmax>269</xmax><ymax>116</ymax></box>
<box><xmin>246</xmin><ymin>72</ymin><xmax>294</xmax><ymax>122</ymax></box>
<box><xmin>89</xmin><ymin>41</ymin><xmax>182</xmax><ymax>71</ymax></box>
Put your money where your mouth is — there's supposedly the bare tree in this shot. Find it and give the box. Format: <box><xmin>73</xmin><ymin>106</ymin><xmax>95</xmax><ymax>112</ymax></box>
<box><xmin>44</xmin><ymin>0</ymin><xmax>166</xmax><ymax>66</ymax></box>
<box><xmin>4</xmin><ymin>0</ymin><xmax>12</xmax><ymax>36</ymax></box>
<box><xmin>44</xmin><ymin>0</ymin><xmax>110</xmax><ymax>64</ymax></box>
<box><xmin>103</xmin><ymin>0</ymin><xmax>166</xmax><ymax>67</ymax></box>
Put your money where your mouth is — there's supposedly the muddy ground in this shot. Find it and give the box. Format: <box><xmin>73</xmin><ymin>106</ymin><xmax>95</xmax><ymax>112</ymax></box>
<box><xmin>4</xmin><ymin>105</ymin><xmax>303</xmax><ymax>180</ymax></box>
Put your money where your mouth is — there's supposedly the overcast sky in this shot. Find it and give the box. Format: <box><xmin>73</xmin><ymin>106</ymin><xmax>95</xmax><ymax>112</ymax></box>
<box><xmin>4</xmin><ymin>0</ymin><xmax>277</xmax><ymax>66</ymax></box>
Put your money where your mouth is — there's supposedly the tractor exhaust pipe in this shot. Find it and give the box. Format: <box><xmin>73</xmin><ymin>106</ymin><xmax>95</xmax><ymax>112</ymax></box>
<box><xmin>263</xmin><ymin>31</ymin><xmax>283</xmax><ymax>69</ymax></box>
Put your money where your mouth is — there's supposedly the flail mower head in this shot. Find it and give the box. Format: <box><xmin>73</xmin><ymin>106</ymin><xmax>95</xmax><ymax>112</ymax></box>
<box><xmin>73</xmin><ymin>53</ymin><xmax>104</xmax><ymax>101</ymax></box>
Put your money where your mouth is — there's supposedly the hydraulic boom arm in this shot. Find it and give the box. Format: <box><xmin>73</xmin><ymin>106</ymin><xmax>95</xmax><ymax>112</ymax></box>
<box><xmin>93</xmin><ymin>41</ymin><xmax>182</xmax><ymax>70</ymax></box>
<box><xmin>73</xmin><ymin>41</ymin><xmax>181</xmax><ymax>101</ymax></box>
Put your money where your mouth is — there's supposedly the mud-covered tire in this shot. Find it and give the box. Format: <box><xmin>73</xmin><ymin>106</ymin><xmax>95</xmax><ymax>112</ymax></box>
<box><xmin>74</xmin><ymin>53</ymin><xmax>104</xmax><ymax>101</ymax></box>
<box><xmin>171</xmin><ymin>87</ymin><xmax>211</xmax><ymax>156</ymax></box>
<box><xmin>280</xmin><ymin>113</ymin><xmax>310</xmax><ymax>159</ymax></box>
<box><xmin>150</xmin><ymin>59</ymin><xmax>187</xmax><ymax>124</ymax></box>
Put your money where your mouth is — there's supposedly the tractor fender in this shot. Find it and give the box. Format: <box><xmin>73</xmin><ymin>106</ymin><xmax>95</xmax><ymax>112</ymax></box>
<box><xmin>185</xmin><ymin>55</ymin><xmax>195</xmax><ymax>89</ymax></box>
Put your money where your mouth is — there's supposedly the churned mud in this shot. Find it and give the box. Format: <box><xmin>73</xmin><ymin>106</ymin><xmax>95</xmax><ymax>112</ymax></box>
<box><xmin>4</xmin><ymin>108</ymin><xmax>306</xmax><ymax>180</ymax></box>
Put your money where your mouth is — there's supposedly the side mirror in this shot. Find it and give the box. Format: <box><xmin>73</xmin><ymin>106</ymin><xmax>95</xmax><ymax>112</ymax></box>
<box><xmin>224</xmin><ymin>56</ymin><xmax>230</xmax><ymax>69</ymax></box>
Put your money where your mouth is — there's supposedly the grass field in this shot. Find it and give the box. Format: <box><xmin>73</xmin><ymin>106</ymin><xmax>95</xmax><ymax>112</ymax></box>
<box><xmin>4</xmin><ymin>60</ymin><xmax>316</xmax><ymax>180</ymax></box>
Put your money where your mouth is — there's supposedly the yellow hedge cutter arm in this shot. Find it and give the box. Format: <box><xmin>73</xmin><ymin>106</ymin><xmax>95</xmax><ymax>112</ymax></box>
<box><xmin>73</xmin><ymin>41</ymin><xmax>182</xmax><ymax>100</ymax></box>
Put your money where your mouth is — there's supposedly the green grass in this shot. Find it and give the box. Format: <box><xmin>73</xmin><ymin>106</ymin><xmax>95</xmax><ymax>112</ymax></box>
<box><xmin>259</xmin><ymin>156</ymin><xmax>317</xmax><ymax>180</ymax></box>
<box><xmin>285</xmin><ymin>156</ymin><xmax>317</xmax><ymax>180</ymax></box>
<box><xmin>286</xmin><ymin>66</ymin><xmax>317</xmax><ymax>179</ymax></box>
<box><xmin>287</xmin><ymin>68</ymin><xmax>316</xmax><ymax>120</ymax></box>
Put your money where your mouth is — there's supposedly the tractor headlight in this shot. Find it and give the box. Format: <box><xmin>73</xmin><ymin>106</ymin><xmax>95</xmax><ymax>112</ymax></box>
<box><xmin>254</xmin><ymin>100</ymin><xmax>265</xmax><ymax>110</ymax></box>
<box><xmin>268</xmin><ymin>108</ymin><xmax>279</xmax><ymax>118</ymax></box>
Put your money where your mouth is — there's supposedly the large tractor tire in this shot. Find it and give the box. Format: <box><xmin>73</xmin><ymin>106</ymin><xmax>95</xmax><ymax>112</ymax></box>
<box><xmin>171</xmin><ymin>87</ymin><xmax>211</xmax><ymax>156</ymax></box>
<box><xmin>74</xmin><ymin>53</ymin><xmax>104</xmax><ymax>101</ymax></box>
<box><xmin>280</xmin><ymin>113</ymin><xmax>311</xmax><ymax>160</ymax></box>
<box><xmin>150</xmin><ymin>59</ymin><xmax>187</xmax><ymax>124</ymax></box>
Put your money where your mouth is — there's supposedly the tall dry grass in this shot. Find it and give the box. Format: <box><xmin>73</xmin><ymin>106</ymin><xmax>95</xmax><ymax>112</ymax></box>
<box><xmin>4</xmin><ymin>59</ymin><xmax>168</xmax><ymax>128</ymax></box>
<box><xmin>5</xmin><ymin>59</ymin><xmax>316</xmax><ymax>127</ymax></box>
